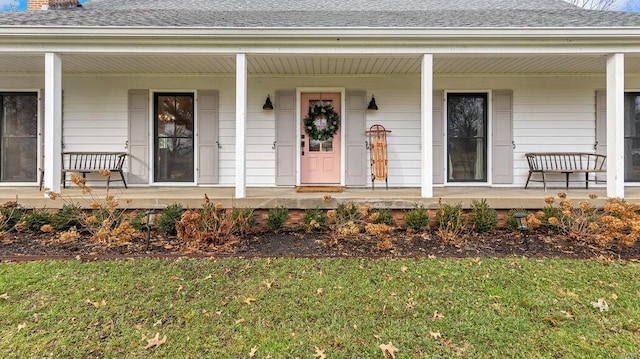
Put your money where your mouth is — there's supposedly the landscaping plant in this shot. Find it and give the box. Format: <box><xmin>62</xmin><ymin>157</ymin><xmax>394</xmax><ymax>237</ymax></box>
<box><xmin>266</xmin><ymin>206</ymin><xmax>288</xmax><ymax>232</ymax></box>
<box><xmin>403</xmin><ymin>204</ymin><xmax>430</xmax><ymax>232</ymax></box>
<box><xmin>302</xmin><ymin>208</ymin><xmax>328</xmax><ymax>232</ymax></box>
<box><xmin>155</xmin><ymin>203</ymin><xmax>184</xmax><ymax>235</ymax></box>
<box><xmin>435</xmin><ymin>201</ymin><xmax>466</xmax><ymax>245</ymax></box>
<box><xmin>468</xmin><ymin>198</ymin><xmax>498</xmax><ymax>233</ymax></box>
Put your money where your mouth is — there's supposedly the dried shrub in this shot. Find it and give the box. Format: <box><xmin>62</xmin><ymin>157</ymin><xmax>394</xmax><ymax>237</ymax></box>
<box><xmin>176</xmin><ymin>198</ymin><xmax>252</xmax><ymax>247</ymax></box>
<box><xmin>266</xmin><ymin>206</ymin><xmax>288</xmax><ymax>232</ymax></box>
<box><xmin>403</xmin><ymin>205</ymin><xmax>430</xmax><ymax>231</ymax></box>
<box><xmin>44</xmin><ymin>176</ymin><xmax>140</xmax><ymax>245</ymax></box>
<box><xmin>377</xmin><ymin>238</ymin><xmax>394</xmax><ymax>251</ymax></box>
<box><xmin>435</xmin><ymin>201</ymin><xmax>466</xmax><ymax>245</ymax></box>
<box><xmin>594</xmin><ymin>198</ymin><xmax>640</xmax><ymax>248</ymax></box>
<box><xmin>469</xmin><ymin>199</ymin><xmax>497</xmax><ymax>233</ymax></box>
<box><xmin>331</xmin><ymin>202</ymin><xmax>369</xmax><ymax>237</ymax></box>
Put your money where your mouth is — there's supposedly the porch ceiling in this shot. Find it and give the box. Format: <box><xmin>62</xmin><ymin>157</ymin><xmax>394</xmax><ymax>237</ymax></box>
<box><xmin>3</xmin><ymin>53</ymin><xmax>640</xmax><ymax>75</ymax></box>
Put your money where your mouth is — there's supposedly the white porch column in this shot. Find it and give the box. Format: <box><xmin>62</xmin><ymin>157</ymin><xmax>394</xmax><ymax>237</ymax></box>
<box><xmin>235</xmin><ymin>53</ymin><xmax>247</xmax><ymax>198</ymax></box>
<box><xmin>43</xmin><ymin>52</ymin><xmax>63</xmax><ymax>196</ymax></box>
<box><xmin>421</xmin><ymin>54</ymin><xmax>434</xmax><ymax>198</ymax></box>
<box><xmin>606</xmin><ymin>53</ymin><xmax>624</xmax><ymax>198</ymax></box>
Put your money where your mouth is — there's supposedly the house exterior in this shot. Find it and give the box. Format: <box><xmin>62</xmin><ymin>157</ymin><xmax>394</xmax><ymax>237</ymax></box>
<box><xmin>1</xmin><ymin>0</ymin><xmax>640</xmax><ymax>198</ymax></box>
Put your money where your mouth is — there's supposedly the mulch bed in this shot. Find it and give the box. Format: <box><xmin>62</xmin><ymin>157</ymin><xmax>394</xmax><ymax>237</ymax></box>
<box><xmin>1</xmin><ymin>228</ymin><xmax>638</xmax><ymax>261</ymax></box>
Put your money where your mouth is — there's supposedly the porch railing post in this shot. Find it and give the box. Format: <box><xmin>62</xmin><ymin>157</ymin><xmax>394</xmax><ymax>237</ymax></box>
<box><xmin>43</xmin><ymin>52</ymin><xmax>63</xmax><ymax>197</ymax></box>
<box><xmin>421</xmin><ymin>54</ymin><xmax>434</xmax><ymax>198</ymax></box>
<box><xmin>606</xmin><ymin>53</ymin><xmax>624</xmax><ymax>198</ymax></box>
<box><xmin>235</xmin><ymin>53</ymin><xmax>248</xmax><ymax>198</ymax></box>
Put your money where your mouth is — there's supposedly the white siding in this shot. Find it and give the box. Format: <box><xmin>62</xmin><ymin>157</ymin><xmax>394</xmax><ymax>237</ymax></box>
<box><xmin>6</xmin><ymin>72</ymin><xmax>640</xmax><ymax>187</ymax></box>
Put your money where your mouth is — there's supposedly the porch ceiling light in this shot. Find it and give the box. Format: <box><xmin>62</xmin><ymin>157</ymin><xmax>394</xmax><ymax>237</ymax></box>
<box><xmin>263</xmin><ymin>94</ymin><xmax>274</xmax><ymax>110</ymax></box>
<box><xmin>367</xmin><ymin>95</ymin><xmax>378</xmax><ymax>110</ymax></box>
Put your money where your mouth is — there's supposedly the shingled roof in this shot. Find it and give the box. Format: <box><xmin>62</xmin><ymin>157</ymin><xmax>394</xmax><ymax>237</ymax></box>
<box><xmin>2</xmin><ymin>0</ymin><xmax>640</xmax><ymax>28</ymax></box>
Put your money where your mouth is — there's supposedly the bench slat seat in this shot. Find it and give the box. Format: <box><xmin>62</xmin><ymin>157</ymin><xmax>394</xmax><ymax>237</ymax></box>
<box><xmin>525</xmin><ymin>152</ymin><xmax>606</xmax><ymax>190</ymax></box>
<box><xmin>62</xmin><ymin>152</ymin><xmax>127</xmax><ymax>189</ymax></box>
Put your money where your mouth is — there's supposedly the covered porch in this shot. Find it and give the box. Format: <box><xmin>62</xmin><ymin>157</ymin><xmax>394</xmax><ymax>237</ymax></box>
<box><xmin>2</xmin><ymin>37</ymin><xmax>640</xmax><ymax>198</ymax></box>
<box><xmin>5</xmin><ymin>186</ymin><xmax>640</xmax><ymax>210</ymax></box>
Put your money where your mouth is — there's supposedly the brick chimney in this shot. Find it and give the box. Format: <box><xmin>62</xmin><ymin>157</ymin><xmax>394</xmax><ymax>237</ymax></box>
<box><xmin>28</xmin><ymin>0</ymin><xmax>79</xmax><ymax>10</ymax></box>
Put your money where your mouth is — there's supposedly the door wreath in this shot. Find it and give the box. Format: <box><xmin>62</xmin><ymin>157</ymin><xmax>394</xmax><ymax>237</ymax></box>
<box><xmin>303</xmin><ymin>104</ymin><xmax>340</xmax><ymax>141</ymax></box>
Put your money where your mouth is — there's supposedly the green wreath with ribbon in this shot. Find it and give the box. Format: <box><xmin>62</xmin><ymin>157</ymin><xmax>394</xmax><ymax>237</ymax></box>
<box><xmin>303</xmin><ymin>104</ymin><xmax>340</xmax><ymax>141</ymax></box>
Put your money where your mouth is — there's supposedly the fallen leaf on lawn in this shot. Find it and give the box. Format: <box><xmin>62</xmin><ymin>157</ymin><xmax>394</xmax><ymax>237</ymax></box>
<box><xmin>249</xmin><ymin>346</ymin><xmax>258</xmax><ymax>358</ymax></box>
<box><xmin>611</xmin><ymin>293</ymin><xmax>618</xmax><ymax>300</ymax></box>
<box><xmin>168</xmin><ymin>276</ymin><xmax>180</xmax><ymax>282</ymax></box>
<box><xmin>429</xmin><ymin>331</ymin><xmax>442</xmax><ymax>339</ymax></box>
<box><xmin>143</xmin><ymin>332</ymin><xmax>167</xmax><ymax>349</ymax></box>
<box><xmin>235</xmin><ymin>318</ymin><xmax>245</xmax><ymax>324</ymax></box>
<box><xmin>433</xmin><ymin>310</ymin><xmax>445</xmax><ymax>319</ymax></box>
<box><xmin>215</xmin><ymin>310</ymin><xmax>222</xmax><ymax>316</ymax></box>
<box><xmin>400</xmin><ymin>266</ymin><xmax>408</xmax><ymax>272</ymax></box>
<box><xmin>592</xmin><ymin>298</ymin><xmax>609</xmax><ymax>312</ymax></box>
<box><xmin>0</xmin><ymin>293</ymin><xmax>8</xmax><ymax>300</ymax></box>
<box><xmin>263</xmin><ymin>280</ymin><xmax>275</xmax><ymax>289</ymax></box>
<box><xmin>379</xmin><ymin>341</ymin><xmax>398</xmax><ymax>359</ymax></box>
<box><xmin>86</xmin><ymin>299</ymin><xmax>106</xmax><ymax>308</ymax></box>
<box><xmin>314</xmin><ymin>347</ymin><xmax>327</xmax><ymax>359</ymax></box>
<box><xmin>17</xmin><ymin>322</ymin><xmax>26</xmax><ymax>332</ymax></box>
<box><xmin>406</xmin><ymin>302</ymin><xmax>416</xmax><ymax>309</ymax></box>
<box><xmin>177</xmin><ymin>285</ymin><xmax>183</xmax><ymax>293</ymax></box>
<box><xmin>373</xmin><ymin>334</ymin><xmax>381</xmax><ymax>340</ymax></box>
<box><xmin>561</xmin><ymin>311</ymin><xmax>575</xmax><ymax>320</ymax></box>
<box><xmin>316</xmin><ymin>288</ymin><xmax>324</xmax><ymax>295</ymax></box>
<box><xmin>153</xmin><ymin>320</ymin><xmax>162</xmax><ymax>327</ymax></box>
<box><xmin>243</xmin><ymin>297</ymin><xmax>257</xmax><ymax>305</ymax></box>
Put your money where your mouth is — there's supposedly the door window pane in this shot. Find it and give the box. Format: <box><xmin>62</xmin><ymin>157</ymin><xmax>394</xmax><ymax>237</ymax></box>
<box><xmin>625</xmin><ymin>93</ymin><xmax>640</xmax><ymax>181</ymax></box>
<box><xmin>447</xmin><ymin>94</ymin><xmax>487</xmax><ymax>182</ymax></box>
<box><xmin>306</xmin><ymin>99</ymin><xmax>335</xmax><ymax>152</ymax></box>
<box><xmin>1</xmin><ymin>93</ymin><xmax>37</xmax><ymax>182</ymax></box>
<box><xmin>154</xmin><ymin>93</ymin><xmax>194</xmax><ymax>182</ymax></box>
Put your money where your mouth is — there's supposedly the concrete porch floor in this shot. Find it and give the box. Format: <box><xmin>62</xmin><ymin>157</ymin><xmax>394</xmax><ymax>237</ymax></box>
<box><xmin>3</xmin><ymin>185</ymin><xmax>640</xmax><ymax>209</ymax></box>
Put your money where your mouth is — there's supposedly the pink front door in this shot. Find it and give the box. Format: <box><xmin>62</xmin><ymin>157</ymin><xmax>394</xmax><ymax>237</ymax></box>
<box><xmin>300</xmin><ymin>93</ymin><xmax>341</xmax><ymax>184</ymax></box>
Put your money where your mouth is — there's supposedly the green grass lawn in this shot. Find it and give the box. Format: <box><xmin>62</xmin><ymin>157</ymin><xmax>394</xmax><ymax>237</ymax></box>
<box><xmin>0</xmin><ymin>257</ymin><xmax>639</xmax><ymax>358</ymax></box>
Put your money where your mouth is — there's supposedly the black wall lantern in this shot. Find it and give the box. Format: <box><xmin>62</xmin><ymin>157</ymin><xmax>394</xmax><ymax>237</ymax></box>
<box><xmin>367</xmin><ymin>95</ymin><xmax>378</xmax><ymax>110</ymax></box>
<box><xmin>262</xmin><ymin>94</ymin><xmax>274</xmax><ymax>110</ymax></box>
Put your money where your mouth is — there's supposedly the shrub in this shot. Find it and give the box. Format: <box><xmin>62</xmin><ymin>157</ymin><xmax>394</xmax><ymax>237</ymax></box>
<box><xmin>0</xmin><ymin>205</ymin><xmax>24</xmax><ymax>231</ymax></box>
<box><xmin>20</xmin><ymin>209</ymin><xmax>52</xmax><ymax>232</ymax></box>
<box><xmin>371</xmin><ymin>208</ymin><xmax>395</xmax><ymax>226</ymax></box>
<box><xmin>469</xmin><ymin>199</ymin><xmax>497</xmax><ymax>233</ymax></box>
<box><xmin>230</xmin><ymin>208</ymin><xmax>255</xmax><ymax>236</ymax></box>
<box><xmin>506</xmin><ymin>208</ymin><xmax>527</xmax><ymax>230</ymax></box>
<box><xmin>266</xmin><ymin>206</ymin><xmax>288</xmax><ymax>232</ymax></box>
<box><xmin>435</xmin><ymin>202</ymin><xmax>466</xmax><ymax>245</ymax></box>
<box><xmin>303</xmin><ymin>208</ymin><xmax>328</xmax><ymax>232</ymax></box>
<box><xmin>129</xmin><ymin>210</ymin><xmax>148</xmax><ymax>232</ymax></box>
<box><xmin>50</xmin><ymin>204</ymin><xmax>83</xmax><ymax>232</ymax></box>
<box><xmin>403</xmin><ymin>205</ymin><xmax>430</xmax><ymax>231</ymax></box>
<box><xmin>156</xmin><ymin>203</ymin><xmax>184</xmax><ymax>235</ymax></box>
